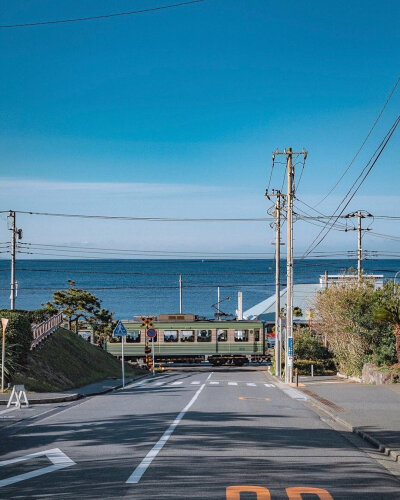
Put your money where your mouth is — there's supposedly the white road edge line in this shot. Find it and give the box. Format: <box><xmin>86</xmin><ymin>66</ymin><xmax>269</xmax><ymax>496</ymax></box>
<box><xmin>126</xmin><ymin>383</ymin><xmax>206</xmax><ymax>484</ymax></box>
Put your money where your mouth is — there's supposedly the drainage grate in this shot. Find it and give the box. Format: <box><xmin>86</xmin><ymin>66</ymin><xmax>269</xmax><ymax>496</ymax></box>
<box><xmin>301</xmin><ymin>389</ymin><xmax>345</xmax><ymax>412</ymax></box>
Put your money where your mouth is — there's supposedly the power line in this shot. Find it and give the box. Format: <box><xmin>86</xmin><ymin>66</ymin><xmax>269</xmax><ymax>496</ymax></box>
<box><xmin>0</xmin><ymin>0</ymin><xmax>205</xmax><ymax>29</ymax></box>
<box><xmin>13</xmin><ymin>210</ymin><xmax>274</xmax><ymax>222</ymax></box>
<box><xmin>315</xmin><ymin>77</ymin><xmax>400</xmax><ymax>207</ymax></box>
<box><xmin>18</xmin><ymin>242</ymin><xmax>276</xmax><ymax>256</ymax></box>
<box><xmin>300</xmin><ymin>116</ymin><xmax>400</xmax><ymax>259</ymax></box>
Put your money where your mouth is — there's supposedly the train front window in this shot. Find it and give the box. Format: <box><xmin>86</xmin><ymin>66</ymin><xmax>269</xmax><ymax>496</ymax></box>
<box><xmin>217</xmin><ymin>329</ymin><xmax>227</xmax><ymax>342</ymax></box>
<box><xmin>126</xmin><ymin>330</ymin><xmax>141</xmax><ymax>343</ymax></box>
<box><xmin>164</xmin><ymin>330</ymin><xmax>178</xmax><ymax>342</ymax></box>
<box><xmin>181</xmin><ymin>330</ymin><xmax>194</xmax><ymax>342</ymax></box>
<box><xmin>197</xmin><ymin>329</ymin><xmax>211</xmax><ymax>342</ymax></box>
<box><xmin>234</xmin><ymin>330</ymin><xmax>249</xmax><ymax>342</ymax></box>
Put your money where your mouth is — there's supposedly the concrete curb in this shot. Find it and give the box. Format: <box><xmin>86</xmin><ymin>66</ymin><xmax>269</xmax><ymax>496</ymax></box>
<box><xmin>266</xmin><ymin>371</ymin><xmax>400</xmax><ymax>465</ymax></box>
<box><xmin>0</xmin><ymin>373</ymin><xmax>150</xmax><ymax>405</ymax></box>
<box><xmin>0</xmin><ymin>393</ymin><xmax>80</xmax><ymax>405</ymax></box>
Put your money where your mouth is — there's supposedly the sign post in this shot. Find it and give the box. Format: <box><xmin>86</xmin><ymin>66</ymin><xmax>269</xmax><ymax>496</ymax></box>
<box><xmin>113</xmin><ymin>321</ymin><xmax>128</xmax><ymax>389</ymax></box>
<box><xmin>147</xmin><ymin>328</ymin><xmax>157</xmax><ymax>376</ymax></box>
<box><xmin>1</xmin><ymin>318</ymin><xmax>9</xmax><ymax>393</ymax></box>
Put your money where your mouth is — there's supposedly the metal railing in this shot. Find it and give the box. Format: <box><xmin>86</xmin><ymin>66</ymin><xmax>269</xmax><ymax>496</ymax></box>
<box><xmin>31</xmin><ymin>312</ymin><xmax>64</xmax><ymax>350</ymax></box>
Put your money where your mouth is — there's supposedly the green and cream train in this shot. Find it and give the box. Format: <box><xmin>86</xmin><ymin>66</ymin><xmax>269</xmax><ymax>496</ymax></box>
<box><xmin>105</xmin><ymin>313</ymin><xmax>272</xmax><ymax>366</ymax></box>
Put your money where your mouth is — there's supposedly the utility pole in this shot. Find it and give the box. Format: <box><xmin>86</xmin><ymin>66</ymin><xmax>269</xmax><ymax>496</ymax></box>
<box><xmin>344</xmin><ymin>210</ymin><xmax>373</xmax><ymax>282</ymax></box>
<box><xmin>8</xmin><ymin>211</ymin><xmax>23</xmax><ymax>310</ymax></box>
<box><xmin>272</xmin><ymin>148</ymin><xmax>307</xmax><ymax>383</ymax></box>
<box><xmin>217</xmin><ymin>286</ymin><xmax>220</xmax><ymax>320</ymax></box>
<box><xmin>179</xmin><ymin>275</ymin><xmax>183</xmax><ymax>314</ymax></box>
<box><xmin>265</xmin><ymin>189</ymin><xmax>285</xmax><ymax>378</ymax></box>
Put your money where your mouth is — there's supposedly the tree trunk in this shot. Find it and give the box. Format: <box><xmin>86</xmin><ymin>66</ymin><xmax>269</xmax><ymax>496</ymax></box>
<box><xmin>395</xmin><ymin>324</ymin><xmax>400</xmax><ymax>364</ymax></box>
<box><xmin>68</xmin><ymin>317</ymin><xmax>72</xmax><ymax>331</ymax></box>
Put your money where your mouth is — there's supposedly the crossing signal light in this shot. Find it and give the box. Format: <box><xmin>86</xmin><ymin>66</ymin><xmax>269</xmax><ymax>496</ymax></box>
<box><xmin>144</xmin><ymin>346</ymin><xmax>151</xmax><ymax>354</ymax></box>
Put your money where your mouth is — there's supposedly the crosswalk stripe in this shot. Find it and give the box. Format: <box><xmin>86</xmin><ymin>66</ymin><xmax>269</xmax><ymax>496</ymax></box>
<box><xmin>246</xmin><ymin>383</ymin><xmax>256</xmax><ymax>387</ymax></box>
<box><xmin>191</xmin><ymin>381</ymin><xmax>201</xmax><ymax>385</ymax></box>
<box><xmin>228</xmin><ymin>382</ymin><xmax>238</xmax><ymax>386</ymax></box>
<box><xmin>209</xmin><ymin>381</ymin><xmax>219</xmax><ymax>385</ymax></box>
<box><xmin>264</xmin><ymin>383</ymin><xmax>275</xmax><ymax>388</ymax></box>
<box><xmin>170</xmin><ymin>381</ymin><xmax>183</xmax><ymax>386</ymax></box>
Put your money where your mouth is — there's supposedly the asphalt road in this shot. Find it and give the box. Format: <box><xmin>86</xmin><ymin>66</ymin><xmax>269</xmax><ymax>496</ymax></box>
<box><xmin>0</xmin><ymin>367</ymin><xmax>399</xmax><ymax>499</ymax></box>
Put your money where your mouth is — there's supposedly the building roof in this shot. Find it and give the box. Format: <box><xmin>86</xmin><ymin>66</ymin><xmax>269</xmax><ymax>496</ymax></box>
<box><xmin>243</xmin><ymin>283</ymin><xmax>321</xmax><ymax>322</ymax></box>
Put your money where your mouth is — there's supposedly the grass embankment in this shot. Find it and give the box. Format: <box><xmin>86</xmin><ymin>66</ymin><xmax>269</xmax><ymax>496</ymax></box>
<box><xmin>13</xmin><ymin>327</ymin><xmax>141</xmax><ymax>392</ymax></box>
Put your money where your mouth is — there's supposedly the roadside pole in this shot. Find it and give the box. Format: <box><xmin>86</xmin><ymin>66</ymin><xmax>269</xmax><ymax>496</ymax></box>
<box><xmin>121</xmin><ymin>334</ymin><xmax>125</xmax><ymax>389</ymax></box>
<box><xmin>112</xmin><ymin>321</ymin><xmax>128</xmax><ymax>389</ymax></box>
<box><xmin>152</xmin><ymin>337</ymin><xmax>155</xmax><ymax>376</ymax></box>
<box><xmin>1</xmin><ymin>318</ymin><xmax>9</xmax><ymax>392</ymax></box>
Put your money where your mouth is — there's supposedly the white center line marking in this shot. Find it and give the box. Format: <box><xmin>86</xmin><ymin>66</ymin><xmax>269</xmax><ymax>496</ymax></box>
<box><xmin>126</xmin><ymin>383</ymin><xmax>206</xmax><ymax>484</ymax></box>
<box><xmin>228</xmin><ymin>382</ymin><xmax>238</xmax><ymax>386</ymax></box>
<box><xmin>264</xmin><ymin>383</ymin><xmax>275</xmax><ymax>388</ymax></box>
<box><xmin>191</xmin><ymin>381</ymin><xmax>200</xmax><ymax>385</ymax></box>
<box><xmin>170</xmin><ymin>381</ymin><xmax>183</xmax><ymax>386</ymax></box>
<box><xmin>246</xmin><ymin>383</ymin><xmax>256</xmax><ymax>387</ymax></box>
<box><xmin>209</xmin><ymin>381</ymin><xmax>219</xmax><ymax>385</ymax></box>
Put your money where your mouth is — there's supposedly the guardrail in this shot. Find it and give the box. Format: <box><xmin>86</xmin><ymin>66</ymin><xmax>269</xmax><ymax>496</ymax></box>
<box><xmin>31</xmin><ymin>312</ymin><xmax>64</xmax><ymax>350</ymax></box>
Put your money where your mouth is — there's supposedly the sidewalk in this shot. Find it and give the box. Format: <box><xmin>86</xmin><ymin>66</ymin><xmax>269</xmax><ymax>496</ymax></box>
<box><xmin>0</xmin><ymin>374</ymin><xmax>146</xmax><ymax>405</ymax></box>
<box><xmin>293</xmin><ymin>375</ymin><xmax>400</xmax><ymax>462</ymax></box>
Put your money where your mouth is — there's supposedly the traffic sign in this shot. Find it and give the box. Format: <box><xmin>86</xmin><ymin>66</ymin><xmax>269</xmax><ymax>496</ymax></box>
<box><xmin>140</xmin><ymin>316</ymin><xmax>154</xmax><ymax>328</ymax></box>
<box><xmin>113</xmin><ymin>321</ymin><xmax>128</xmax><ymax>337</ymax></box>
<box><xmin>288</xmin><ymin>337</ymin><xmax>293</xmax><ymax>357</ymax></box>
<box><xmin>147</xmin><ymin>328</ymin><xmax>157</xmax><ymax>338</ymax></box>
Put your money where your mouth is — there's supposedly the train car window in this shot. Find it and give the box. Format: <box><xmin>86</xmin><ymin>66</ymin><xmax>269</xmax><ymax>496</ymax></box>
<box><xmin>234</xmin><ymin>330</ymin><xmax>249</xmax><ymax>342</ymax></box>
<box><xmin>164</xmin><ymin>330</ymin><xmax>178</xmax><ymax>342</ymax></box>
<box><xmin>126</xmin><ymin>330</ymin><xmax>141</xmax><ymax>343</ymax></box>
<box><xmin>217</xmin><ymin>329</ymin><xmax>227</xmax><ymax>342</ymax></box>
<box><xmin>254</xmin><ymin>329</ymin><xmax>260</xmax><ymax>341</ymax></box>
<box><xmin>197</xmin><ymin>329</ymin><xmax>211</xmax><ymax>342</ymax></box>
<box><xmin>180</xmin><ymin>330</ymin><xmax>194</xmax><ymax>342</ymax></box>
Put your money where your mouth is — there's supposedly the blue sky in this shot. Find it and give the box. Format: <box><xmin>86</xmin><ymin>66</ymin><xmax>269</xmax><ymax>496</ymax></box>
<box><xmin>0</xmin><ymin>0</ymin><xmax>399</xmax><ymax>255</ymax></box>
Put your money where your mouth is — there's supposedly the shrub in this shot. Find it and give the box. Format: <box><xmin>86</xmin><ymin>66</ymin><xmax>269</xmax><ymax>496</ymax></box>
<box><xmin>0</xmin><ymin>310</ymin><xmax>32</xmax><ymax>365</ymax></box>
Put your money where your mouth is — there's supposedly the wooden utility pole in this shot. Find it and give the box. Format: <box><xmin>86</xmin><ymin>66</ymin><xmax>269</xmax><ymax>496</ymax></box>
<box><xmin>265</xmin><ymin>189</ymin><xmax>284</xmax><ymax>378</ymax></box>
<box><xmin>272</xmin><ymin>148</ymin><xmax>307</xmax><ymax>383</ymax></box>
<box><xmin>344</xmin><ymin>210</ymin><xmax>373</xmax><ymax>282</ymax></box>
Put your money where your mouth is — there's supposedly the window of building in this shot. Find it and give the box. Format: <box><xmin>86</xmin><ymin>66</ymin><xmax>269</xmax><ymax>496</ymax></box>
<box><xmin>127</xmin><ymin>330</ymin><xmax>141</xmax><ymax>343</ymax></box>
<box><xmin>180</xmin><ymin>330</ymin><xmax>194</xmax><ymax>342</ymax></box>
<box><xmin>234</xmin><ymin>330</ymin><xmax>249</xmax><ymax>342</ymax></box>
<box><xmin>164</xmin><ymin>330</ymin><xmax>178</xmax><ymax>342</ymax></box>
<box><xmin>254</xmin><ymin>329</ymin><xmax>260</xmax><ymax>341</ymax></box>
<box><xmin>217</xmin><ymin>329</ymin><xmax>227</xmax><ymax>342</ymax></box>
<box><xmin>197</xmin><ymin>329</ymin><xmax>211</xmax><ymax>342</ymax></box>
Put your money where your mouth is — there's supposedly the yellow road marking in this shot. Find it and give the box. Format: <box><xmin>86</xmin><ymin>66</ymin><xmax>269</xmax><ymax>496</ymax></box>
<box><xmin>238</xmin><ymin>397</ymin><xmax>271</xmax><ymax>401</ymax></box>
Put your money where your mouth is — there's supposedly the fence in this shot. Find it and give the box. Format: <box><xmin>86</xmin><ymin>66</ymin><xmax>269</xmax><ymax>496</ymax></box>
<box><xmin>31</xmin><ymin>312</ymin><xmax>64</xmax><ymax>350</ymax></box>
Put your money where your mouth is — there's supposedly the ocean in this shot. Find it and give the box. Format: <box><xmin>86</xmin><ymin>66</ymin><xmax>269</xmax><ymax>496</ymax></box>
<box><xmin>0</xmin><ymin>259</ymin><xmax>399</xmax><ymax>319</ymax></box>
